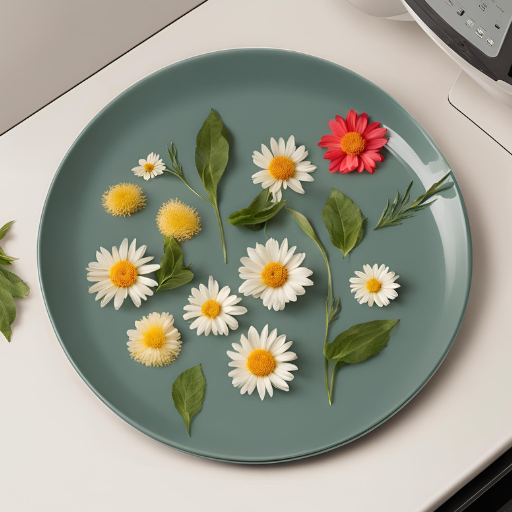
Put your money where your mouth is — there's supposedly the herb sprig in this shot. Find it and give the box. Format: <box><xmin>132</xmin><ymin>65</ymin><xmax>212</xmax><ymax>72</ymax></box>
<box><xmin>0</xmin><ymin>221</ymin><xmax>29</xmax><ymax>342</ymax></box>
<box><xmin>374</xmin><ymin>172</ymin><xmax>453</xmax><ymax>230</ymax></box>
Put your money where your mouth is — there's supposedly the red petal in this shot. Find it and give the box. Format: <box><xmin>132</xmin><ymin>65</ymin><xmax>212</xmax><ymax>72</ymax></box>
<box><xmin>355</xmin><ymin>112</ymin><xmax>368</xmax><ymax>134</ymax></box>
<box><xmin>357</xmin><ymin>159</ymin><xmax>365</xmax><ymax>173</ymax></box>
<box><xmin>364</xmin><ymin>151</ymin><xmax>385</xmax><ymax>162</ymax></box>
<box><xmin>324</xmin><ymin>148</ymin><xmax>345</xmax><ymax>160</ymax></box>
<box><xmin>365</xmin><ymin>138</ymin><xmax>388</xmax><ymax>151</ymax></box>
<box><xmin>364</xmin><ymin>121</ymin><xmax>381</xmax><ymax>134</ymax></box>
<box><xmin>346</xmin><ymin>110</ymin><xmax>357</xmax><ymax>132</ymax></box>
<box><xmin>328</xmin><ymin>120</ymin><xmax>345</xmax><ymax>137</ymax></box>
<box><xmin>318</xmin><ymin>134</ymin><xmax>342</xmax><ymax>148</ymax></box>
<box><xmin>361</xmin><ymin>153</ymin><xmax>377</xmax><ymax>171</ymax></box>
<box><xmin>346</xmin><ymin>154</ymin><xmax>359</xmax><ymax>171</ymax></box>
<box><xmin>335</xmin><ymin>115</ymin><xmax>348</xmax><ymax>134</ymax></box>
<box><xmin>365</xmin><ymin>127</ymin><xmax>387</xmax><ymax>140</ymax></box>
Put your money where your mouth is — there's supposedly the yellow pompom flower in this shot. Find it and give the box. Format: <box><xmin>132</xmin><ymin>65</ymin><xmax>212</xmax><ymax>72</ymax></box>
<box><xmin>102</xmin><ymin>183</ymin><xmax>146</xmax><ymax>217</ymax></box>
<box><xmin>156</xmin><ymin>199</ymin><xmax>201</xmax><ymax>242</ymax></box>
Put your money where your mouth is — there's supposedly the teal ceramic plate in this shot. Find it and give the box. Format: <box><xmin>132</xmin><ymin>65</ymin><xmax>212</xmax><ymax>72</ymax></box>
<box><xmin>38</xmin><ymin>49</ymin><xmax>471</xmax><ymax>463</ymax></box>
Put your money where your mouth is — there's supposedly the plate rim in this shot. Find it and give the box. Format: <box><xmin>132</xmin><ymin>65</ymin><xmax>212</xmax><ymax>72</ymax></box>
<box><xmin>37</xmin><ymin>47</ymin><xmax>473</xmax><ymax>464</ymax></box>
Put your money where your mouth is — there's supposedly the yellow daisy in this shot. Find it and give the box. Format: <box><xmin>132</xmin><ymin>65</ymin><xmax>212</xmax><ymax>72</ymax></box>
<box><xmin>102</xmin><ymin>183</ymin><xmax>146</xmax><ymax>217</ymax></box>
<box><xmin>127</xmin><ymin>312</ymin><xmax>182</xmax><ymax>367</ymax></box>
<box><xmin>156</xmin><ymin>199</ymin><xmax>201</xmax><ymax>242</ymax></box>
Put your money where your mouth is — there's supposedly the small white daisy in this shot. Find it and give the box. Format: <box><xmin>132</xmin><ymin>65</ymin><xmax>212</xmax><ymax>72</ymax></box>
<box><xmin>252</xmin><ymin>136</ymin><xmax>316</xmax><ymax>202</ymax></box>
<box><xmin>227</xmin><ymin>325</ymin><xmax>298</xmax><ymax>400</ymax></box>
<box><xmin>349</xmin><ymin>264</ymin><xmax>400</xmax><ymax>307</ymax></box>
<box><xmin>132</xmin><ymin>152</ymin><xmax>166</xmax><ymax>180</ymax></box>
<box><xmin>183</xmin><ymin>276</ymin><xmax>247</xmax><ymax>336</ymax></box>
<box><xmin>86</xmin><ymin>238</ymin><xmax>160</xmax><ymax>310</ymax></box>
<box><xmin>127</xmin><ymin>312</ymin><xmax>182</xmax><ymax>367</ymax></box>
<box><xmin>239</xmin><ymin>238</ymin><xmax>313</xmax><ymax>312</ymax></box>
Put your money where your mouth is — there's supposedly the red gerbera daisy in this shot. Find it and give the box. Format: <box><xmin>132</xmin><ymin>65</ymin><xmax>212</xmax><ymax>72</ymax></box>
<box><xmin>318</xmin><ymin>110</ymin><xmax>388</xmax><ymax>174</ymax></box>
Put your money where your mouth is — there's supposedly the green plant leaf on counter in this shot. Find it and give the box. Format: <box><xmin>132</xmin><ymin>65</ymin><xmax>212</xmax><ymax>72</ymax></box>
<box><xmin>374</xmin><ymin>172</ymin><xmax>453</xmax><ymax>229</ymax></box>
<box><xmin>195</xmin><ymin>109</ymin><xmax>230</xmax><ymax>263</ymax></box>
<box><xmin>156</xmin><ymin>236</ymin><xmax>194</xmax><ymax>292</ymax></box>
<box><xmin>322</xmin><ymin>188</ymin><xmax>365</xmax><ymax>258</ymax></box>
<box><xmin>0</xmin><ymin>221</ymin><xmax>29</xmax><ymax>342</ymax></box>
<box><xmin>172</xmin><ymin>364</ymin><xmax>206</xmax><ymax>436</ymax></box>
<box><xmin>227</xmin><ymin>189</ymin><xmax>287</xmax><ymax>231</ymax></box>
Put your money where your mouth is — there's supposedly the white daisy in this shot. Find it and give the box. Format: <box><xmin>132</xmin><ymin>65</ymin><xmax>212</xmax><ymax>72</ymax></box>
<box><xmin>183</xmin><ymin>276</ymin><xmax>247</xmax><ymax>336</ymax></box>
<box><xmin>252</xmin><ymin>136</ymin><xmax>316</xmax><ymax>202</ymax></box>
<box><xmin>350</xmin><ymin>264</ymin><xmax>400</xmax><ymax>307</ymax></box>
<box><xmin>86</xmin><ymin>238</ymin><xmax>160</xmax><ymax>310</ymax></box>
<box><xmin>127</xmin><ymin>312</ymin><xmax>182</xmax><ymax>367</ymax></box>
<box><xmin>132</xmin><ymin>152</ymin><xmax>166</xmax><ymax>180</ymax></box>
<box><xmin>239</xmin><ymin>238</ymin><xmax>313</xmax><ymax>311</ymax></box>
<box><xmin>227</xmin><ymin>325</ymin><xmax>298</xmax><ymax>400</ymax></box>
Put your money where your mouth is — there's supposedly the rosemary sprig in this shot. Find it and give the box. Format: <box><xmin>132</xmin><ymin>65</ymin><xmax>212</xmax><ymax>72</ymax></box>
<box><xmin>374</xmin><ymin>171</ymin><xmax>453</xmax><ymax>230</ymax></box>
<box><xmin>164</xmin><ymin>142</ymin><xmax>212</xmax><ymax>205</ymax></box>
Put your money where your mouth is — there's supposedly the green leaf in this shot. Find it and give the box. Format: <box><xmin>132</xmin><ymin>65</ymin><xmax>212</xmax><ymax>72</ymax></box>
<box><xmin>195</xmin><ymin>109</ymin><xmax>229</xmax><ymax>200</ymax></box>
<box><xmin>322</xmin><ymin>189</ymin><xmax>364</xmax><ymax>258</ymax></box>
<box><xmin>0</xmin><ymin>221</ymin><xmax>14</xmax><ymax>241</ymax></box>
<box><xmin>0</xmin><ymin>267</ymin><xmax>29</xmax><ymax>298</ymax></box>
<box><xmin>324</xmin><ymin>319</ymin><xmax>400</xmax><ymax>363</ymax></box>
<box><xmin>156</xmin><ymin>236</ymin><xmax>194</xmax><ymax>292</ymax></box>
<box><xmin>0</xmin><ymin>284</ymin><xmax>16</xmax><ymax>342</ymax></box>
<box><xmin>227</xmin><ymin>189</ymin><xmax>287</xmax><ymax>229</ymax></box>
<box><xmin>194</xmin><ymin>109</ymin><xmax>230</xmax><ymax>263</ymax></box>
<box><xmin>286</xmin><ymin>207</ymin><xmax>325</xmax><ymax>252</ymax></box>
<box><xmin>172</xmin><ymin>364</ymin><xmax>206</xmax><ymax>436</ymax></box>
<box><xmin>0</xmin><ymin>247</ymin><xmax>17</xmax><ymax>264</ymax></box>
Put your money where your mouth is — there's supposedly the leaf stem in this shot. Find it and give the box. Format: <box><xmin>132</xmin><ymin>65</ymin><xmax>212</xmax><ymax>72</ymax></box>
<box><xmin>213</xmin><ymin>201</ymin><xmax>227</xmax><ymax>264</ymax></box>
<box><xmin>164</xmin><ymin>167</ymin><xmax>212</xmax><ymax>205</ymax></box>
<box><xmin>329</xmin><ymin>361</ymin><xmax>340</xmax><ymax>403</ymax></box>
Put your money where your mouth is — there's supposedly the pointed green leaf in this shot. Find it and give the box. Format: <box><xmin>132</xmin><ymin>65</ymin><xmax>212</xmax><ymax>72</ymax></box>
<box><xmin>0</xmin><ymin>267</ymin><xmax>29</xmax><ymax>298</ymax></box>
<box><xmin>324</xmin><ymin>319</ymin><xmax>400</xmax><ymax>363</ymax></box>
<box><xmin>156</xmin><ymin>236</ymin><xmax>194</xmax><ymax>292</ymax></box>
<box><xmin>0</xmin><ymin>284</ymin><xmax>16</xmax><ymax>342</ymax></box>
<box><xmin>195</xmin><ymin>109</ymin><xmax>229</xmax><ymax>199</ymax></box>
<box><xmin>172</xmin><ymin>364</ymin><xmax>206</xmax><ymax>436</ymax></box>
<box><xmin>322</xmin><ymin>188</ymin><xmax>364</xmax><ymax>258</ymax></box>
<box><xmin>0</xmin><ymin>221</ymin><xmax>14</xmax><ymax>241</ymax></box>
<box><xmin>227</xmin><ymin>189</ymin><xmax>287</xmax><ymax>229</ymax></box>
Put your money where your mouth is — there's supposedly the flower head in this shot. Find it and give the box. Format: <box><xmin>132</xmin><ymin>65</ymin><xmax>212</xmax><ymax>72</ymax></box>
<box><xmin>252</xmin><ymin>136</ymin><xmax>316</xmax><ymax>202</ymax></box>
<box><xmin>156</xmin><ymin>199</ymin><xmax>201</xmax><ymax>242</ymax></box>
<box><xmin>318</xmin><ymin>110</ymin><xmax>387</xmax><ymax>174</ymax></box>
<box><xmin>102</xmin><ymin>183</ymin><xmax>146</xmax><ymax>217</ymax></box>
<box><xmin>183</xmin><ymin>276</ymin><xmax>247</xmax><ymax>336</ymax></box>
<box><xmin>238</xmin><ymin>238</ymin><xmax>313</xmax><ymax>311</ymax></box>
<box><xmin>350</xmin><ymin>264</ymin><xmax>400</xmax><ymax>307</ymax></box>
<box><xmin>227</xmin><ymin>325</ymin><xmax>298</xmax><ymax>400</ymax></box>
<box><xmin>86</xmin><ymin>238</ymin><xmax>160</xmax><ymax>310</ymax></box>
<box><xmin>132</xmin><ymin>152</ymin><xmax>166</xmax><ymax>180</ymax></box>
<box><xmin>127</xmin><ymin>312</ymin><xmax>182</xmax><ymax>367</ymax></box>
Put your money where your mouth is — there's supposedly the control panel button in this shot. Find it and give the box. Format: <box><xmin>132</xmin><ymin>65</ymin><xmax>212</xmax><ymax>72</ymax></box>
<box><xmin>476</xmin><ymin>26</ymin><xmax>486</xmax><ymax>38</ymax></box>
<box><xmin>465</xmin><ymin>18</ymin><xmax>475</xmax><ymax>27</ymax></box>
<box><xmin>486</xmin><ymin>38</ymin><xmax>495</xmax><ymax>46</ymax></box>
<box><xmin>456</xmin><ymin>7</ymin><xmax>465</xmax><ymax>16</ymax></box>
<box><xmin>445</xmin><ymin>0</ymin><xmax>454</xmax><ymax>5</ymax></box>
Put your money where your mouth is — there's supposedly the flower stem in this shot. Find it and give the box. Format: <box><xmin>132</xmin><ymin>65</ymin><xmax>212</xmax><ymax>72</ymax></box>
<box><xmin>164</xmin><ymin>167</ymin><xmax>212</xmax><ymax>205</ymax></box>
<box><xmin>213</xmin><ymin>201</ymin><xmax>227</xmax><ymax>264</ymax></box>
<box><xmin>323</xmin><ymin>298</ymin><xmax>332</xmax><ymax>405</ymax></box>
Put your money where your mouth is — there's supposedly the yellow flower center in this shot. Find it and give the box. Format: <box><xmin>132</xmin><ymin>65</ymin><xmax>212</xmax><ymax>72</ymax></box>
<box><xmin>268</xmin><ymin>156</ymin><xmax>295</xmax><ymax>180</ymax></box>
<box><xmin>156</xmin><ymin>199</ymin><xmax>201</xmax><ymax>242</ymax></box>
<box><xmin>341</xmin><ymin>132</ymin><xmax>366</xmax><ymax>156</ymax></box>
<box><xmin>247</xmin><ymin>349</ymin><xmax>275</xmax><ymax>377</ymax></box>
<box><xmin>142</xmin><ymin>326</ymin><xmax>166</xmax><ymax>349</ymax></box>
<box><xmin>201</xmin><ymin>299</ymin><xmax>221</xmax><ymax>319</ymax></box>
<box><xmin>109</xmin><ymin>260</ymin><xmax>137</xmax><ymax>288</ymax></box>
<box><xmin>144</xmin><ymin>163</ymin><xmax>155</xmax><ymax>173</ymax></box>
<box><xmin>261</xmin><ymin>262</ymin><xmax>288</xmax><ymax>288</ymax></box>
<box><xmin>366</xmin><ymin>278</ymin><xmax>381</xmax><ymax>293</ymax></box>
<box><xmin>102</xmin><ymin>183</ymin><xmax>146</xmax><ymax>217</ymax></box>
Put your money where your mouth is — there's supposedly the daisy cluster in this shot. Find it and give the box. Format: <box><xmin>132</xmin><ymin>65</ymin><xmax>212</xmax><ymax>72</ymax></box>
<box><xmin>87</xmin><ymin>108</ymin><xmax>397</xmax><ymax>402</ymax></box>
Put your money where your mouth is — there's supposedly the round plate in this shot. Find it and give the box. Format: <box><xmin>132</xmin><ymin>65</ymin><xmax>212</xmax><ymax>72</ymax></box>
<box><xmin>38</xmin><ymin>49</ymin><xmax>471</xmax><ymax>463</ymax></box>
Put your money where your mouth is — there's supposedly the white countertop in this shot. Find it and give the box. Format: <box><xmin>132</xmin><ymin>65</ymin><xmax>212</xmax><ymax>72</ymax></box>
<box><xmin>1</xmin><ymin>0</ymin><xmax>511</xmax><ymax>510</ymax></box>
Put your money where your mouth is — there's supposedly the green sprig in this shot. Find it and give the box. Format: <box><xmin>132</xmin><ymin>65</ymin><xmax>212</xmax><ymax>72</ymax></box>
<box><xmin>374</xmin><ymin>172</ymin><xmax>453</xmax><ymax>230</ymax></box>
